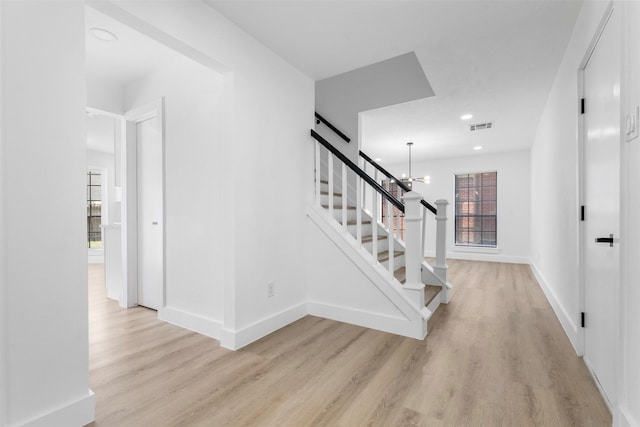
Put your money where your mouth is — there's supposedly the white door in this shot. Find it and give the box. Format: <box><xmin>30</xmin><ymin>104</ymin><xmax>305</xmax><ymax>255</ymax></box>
<box><xmin>136</xmin><ymin>116</ymin><xmax>163</xmax><ymax>310</ymax></box>
<box><xmin>583</xmin><ymin>9</ymin><xmax>619</xmax><ymax>405</ymax></box>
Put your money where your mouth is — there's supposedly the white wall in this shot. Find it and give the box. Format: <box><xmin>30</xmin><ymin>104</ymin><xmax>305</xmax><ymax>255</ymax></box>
<box><xmin>95</xmin><ymin>0</ymin><xmax>315</xmax><ymax>349</ymax></box>
<box><xmin>0</xmin><ymin>2</ymin><xmax>94</xmax><ymax>426</ymax></box>
<box><xmin>87</xmin><ymin>74</ymin><xmax>125</xmax><ymax>115</ymax></box>
<box><xmin>383</xmin><ymin>150</ymin><xmax>531</xmax><ymax>263</ymax></box>
<box><xmin>125</xmin><ymin>54</ymin><xmax>227</xmax><ymax>332</ymax></box>
<box><xmin>620</xmin><ymin>2</ymin><xmax>640</xmax><ymax>426</ymax></box>
<box><xmin>532</xmin><ymin>2</ymin><xmax>640</xmax><ymax>426</ymax></box>
<box><xmin>315</xmin><ymin>52</ymin><xmax>434</xmax><ymax>162</ymax></box>
<box><xmin>530</xmin><ymin>1</ymin><xmax>610</xmax><ymax>350</ymax></box>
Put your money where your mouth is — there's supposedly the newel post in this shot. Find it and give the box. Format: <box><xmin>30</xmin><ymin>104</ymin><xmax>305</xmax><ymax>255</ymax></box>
<box><xmin>434</xmin><ymin>199</ymin><xmax>449</xmax><ymax>300</ymax></box>
<box><xmin>403</xmin><ymin>191</ymin><xmax>425</xmax><ymax>309</ymax></box>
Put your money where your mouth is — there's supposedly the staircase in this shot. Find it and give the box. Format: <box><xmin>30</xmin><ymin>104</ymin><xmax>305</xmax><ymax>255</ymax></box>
<box><xmin>307</xmin><ymin>125</ymin><xmax>453</xmax><ymax>339</ymax></box>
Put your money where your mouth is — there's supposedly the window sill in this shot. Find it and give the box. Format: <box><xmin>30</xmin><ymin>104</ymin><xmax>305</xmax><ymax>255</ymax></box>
<box><xmin>452</xmin><ymin>245</ymin><xmax>500</xmax><ymax>254</ymax></box>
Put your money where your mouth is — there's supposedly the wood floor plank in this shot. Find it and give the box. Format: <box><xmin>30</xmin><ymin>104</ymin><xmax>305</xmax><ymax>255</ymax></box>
<box><xmin>88</xmin><ymin>260</ymin><xmax>611</xmax><ymax>426</ymax></box>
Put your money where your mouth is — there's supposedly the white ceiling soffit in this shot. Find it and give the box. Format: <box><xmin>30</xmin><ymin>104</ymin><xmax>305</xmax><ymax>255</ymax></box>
<box><xmin>206</xmin><ymin>1</ymin><xmax>582</xmax><ymax>162</ymax></box>
<box><xmin>87</xmin><ymin>114</ymin><xmax>116</xmax><ymax>154</ymax></box>
<box><xmin>85</xmin><ymin>6</ymin><xmax>181</xmax><ymax>87</ymax></box>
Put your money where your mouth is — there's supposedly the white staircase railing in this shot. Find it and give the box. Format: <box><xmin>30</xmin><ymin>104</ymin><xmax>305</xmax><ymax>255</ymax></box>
<box><xmin>311</xmin><ymin>129</ymin><xmax>449</xmax><ymax>311</ymax></box>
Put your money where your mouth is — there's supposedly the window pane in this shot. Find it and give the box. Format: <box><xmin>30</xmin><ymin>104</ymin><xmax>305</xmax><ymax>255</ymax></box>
<box><xmin>454</xmin><ymin>171</ymin><xmax>497</xmax><ymax>247</ymax></box>
<box><xmin>90</xmin><ymin>186</ymin><xmax>101</xmax><ymax>201</ymax></box>
<box><xmin>482</xmin><ymin>217</ymin><xmax>496</xmax><ymax>232</ymax></box>
<box><xmin>481</xmin><ymin>232</ymin><xmax>496</xmax><ymax>246</ymax></box>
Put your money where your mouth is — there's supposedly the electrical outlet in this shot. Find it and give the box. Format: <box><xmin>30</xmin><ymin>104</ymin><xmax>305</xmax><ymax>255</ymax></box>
<box><xmin>267</xmin><ymin>283</ymin><xmax>275</xmax><ymax>298</ymax></box>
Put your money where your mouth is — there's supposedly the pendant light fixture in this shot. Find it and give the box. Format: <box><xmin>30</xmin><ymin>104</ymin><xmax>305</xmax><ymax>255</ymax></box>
<box><xmin>401</xmin><ymin>142</ymin><xmax>430</xmax><ymax>188</ymax></box>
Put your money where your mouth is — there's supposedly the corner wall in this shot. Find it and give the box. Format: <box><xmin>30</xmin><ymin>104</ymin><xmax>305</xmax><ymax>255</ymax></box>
<box><xmin>124</xmin><ymin>55</ymin><xmax>227</xmax><ymax>337</ymax></box>
<box><xmin>531</xmin><ymin>1</ymin><xmax>640</xmax><ymax>425</ymax></box>
<box><xmin>0</xmin><ymin>2</ymin><xmax>94</xmax><ymax>425</ymax></box>
<box><xmin>620</xmin><ymin>2</ymin><xmax>640</xmax><ymax>426</ymax></box>
<box><xmin>530</xmin><ymin>0</ymin><xmax>609</xmax><ymax>353</ymax></box>
<box><xmin>101</xmin><ymin>0</ymin><xmax>314</xmax><ymax>350</ymax></box>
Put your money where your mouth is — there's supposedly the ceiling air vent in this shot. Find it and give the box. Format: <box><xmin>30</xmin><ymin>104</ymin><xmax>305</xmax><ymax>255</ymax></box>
<box><xmin>470</xmin><ymin>122</ymin><xmax>494</xmax><ymax>131</ymax></box>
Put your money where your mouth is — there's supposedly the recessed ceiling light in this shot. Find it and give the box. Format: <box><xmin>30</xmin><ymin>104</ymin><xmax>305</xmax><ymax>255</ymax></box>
<box><xmin>460</xmin><ymin>114</ymin><xmax>473</xmax><ymax>120</ymax></box>
<box><xmin>89</xmin><ymin>28</ymin><xmax>118</xmax><ymax>42</ymax></box>
<box><xmin>374</xmin><ymin>158</ymin><xmax>382</xmax><ymax>162</ymax></box>
<box><xmin>474</xmin><ymin>146</ymin><xmax>483</xmax><ymax>150</ymax></box>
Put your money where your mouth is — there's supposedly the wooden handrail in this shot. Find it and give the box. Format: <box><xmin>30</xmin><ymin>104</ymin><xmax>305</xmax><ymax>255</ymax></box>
<box><xmin>310</xmin><ymin>129</ymin><xmax>403</xmax><ymax>212</ymax></box>
<box><xmin>359</xmin><ymin>151</ymin><xmax>437</xmax><ymax>215</ymax></box>
<box><xmin>315</xmin><ymin>112</ymin><xmax>351</xmax><ymax>143</ymax></box>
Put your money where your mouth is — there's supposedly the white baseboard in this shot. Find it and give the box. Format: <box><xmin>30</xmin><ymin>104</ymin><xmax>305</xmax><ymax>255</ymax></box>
<box><xmin>424</xmin><ymin>250</ymin><xmax>529</xmax><ymax>264</ymax></box>
<box><xmin>19</xmin><ymin>390</ymin><xmax>95</xmax><ymax>427</ymax></box>
<box><xmin>161</xmin><ymin>306</ymin><xmax>223</xmax><ymax>340</ymax></box>
<box><xmin>220</xmin><ymin>303</ymin><xmax>307</xmax><ymax>351</ymax></box>
<box><xmin>617</xmin><ymin>405</ymin><xmax>639</xmax><ymax>427</ymax></box>
<box><xmin>307</xmin><ymin>301</ymin><xmax>425</xmax><ymax>340</ymax></box>
<box><xmin>529</xmin><ymin>261</ymin><xmax>581</xmax><ymax>354</ymax></box>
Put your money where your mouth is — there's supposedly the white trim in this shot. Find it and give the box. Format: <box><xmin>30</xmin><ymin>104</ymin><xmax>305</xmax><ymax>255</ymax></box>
<box><xmin>577</xmin><ymin>3</ymin><xmax>622</xmax><ymax>412</ymax></box>
<box><xmin>18</xmin><ymin>391</ymin><xmax>95</xmax><ymax>427</ymax></box>
<box><xmin>425</xmin><ymin>250</ymin><xmax>528</xmax><ymax>264</ymax></box>
<box><xmin>452</xmin><ymin>245</ymin><xmax>500</xmax><ymax>254</ymax></box>
<box><xmin>123</xmin><ymin>99</ymin><xmax>166</xmax><ymax>312</ymax></box>
<box><xmin>220</xmin><ymin>303</ymin><xmax>307</xmax><ymax>351</ymax></box>
<box><xmin>0</xmin><ymin>2</ymin><xmax>6</xmax><ymax>422</ymax></box>
<box><xmin>617</xmin><ymin>405</ymin><xmax>638</xmax><ymax>427</ymax></box>
<box><xmin>307</xmin><ymin>203</ymin><xmax>425</xmax><ymax>319</ymax></box>
<box><xmin>161</xmin><ymin>306</ymin><xmax>223</xmax><ymax>340</ymax></box>
<box><xmin>529</xmin><ymin>261</ymin><xmax>581</xmax><ymax>354</ymax></box>
<box><xmin>307</xmin><ymin>301</ymin><xmax>426</xmax><ymax>340</ymax></box>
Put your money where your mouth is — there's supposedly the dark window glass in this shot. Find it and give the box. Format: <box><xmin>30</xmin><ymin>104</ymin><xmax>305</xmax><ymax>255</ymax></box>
<box><xmin>455</xmin><ymin>171</ymin><xmax>497</xmax><ymax>247</ymax></box>
<box><xmin>87</xmin><ymin>170</ymin><xmax>102</xmax><ymax>248</ymax></box>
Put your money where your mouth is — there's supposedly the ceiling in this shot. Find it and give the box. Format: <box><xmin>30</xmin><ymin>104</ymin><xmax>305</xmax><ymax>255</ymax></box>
<box><xmin>86</xmin><ymin>6</ymin><xmax>180</xmax><ymax>88</ymax></box>
<box><xmin>85</xmin><ymin>6</ymin><xmax>181</xmax><ymax>152</ymax></box>
<box><xmin>206</xmin><ymin>0</ymin><xmax>583</xmax><ymax>164</ymax></box>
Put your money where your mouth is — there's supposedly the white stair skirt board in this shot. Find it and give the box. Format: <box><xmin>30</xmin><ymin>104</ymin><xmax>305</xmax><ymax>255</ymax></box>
<box><xmin>161</xmin><ymin>306</ymin><xmax>223</xmax><ymax>340</ymax></box>
<box><xmin>220</xmin><ymin>303</ymin><xmax>307</xmax><ymax>351</ymax></box>
<box><xmin>18</xmin><ymin>391</ymin><xmax>95</xmax><ymax>427</ymax></box>
<box><xmin>306</xmin><ymin>204</ymin><xmax>428</xmax><ymax>339</ymax></box>
<box><xmin>307</xmin><ymin>301</ymin><xmax>427</xmax><ymax>340</ymax></box>
<box><xmin>618</xmin><ymin>405</ymin><xmax>638</xmax><ymax>427</ymax></box>
<box><xmin>529</xmin><ymin>261</ymin><xmax>581</xmax><ymax>355</ymax></box>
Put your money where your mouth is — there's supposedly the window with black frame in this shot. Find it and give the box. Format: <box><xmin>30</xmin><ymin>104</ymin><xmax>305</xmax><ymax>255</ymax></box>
<box><xmin>87</xmin><ymin>170</ymin><xmax>102</xmax><ymax>248</ymax></box>
<box><xmin>455</xmin><ymin>172</ymin><xmax>497</xmax><ymax>247</ymax></box>
<box><xmin>381</xmin><ymin>180</ymin><xmax>405</xmax><ymax>240</ymax></box>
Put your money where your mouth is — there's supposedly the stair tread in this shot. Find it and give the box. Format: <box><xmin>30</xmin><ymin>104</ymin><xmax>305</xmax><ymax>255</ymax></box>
<box><xmin>393</xmin><ymin>267</ymin><xmax>442</xmax><ymax>307</ymax></box>
<box><xmin>377</xmin><ymin>250</ymin><xmax>403</xmax><ymax>263</ymax></box>
<box><xmin>339</xmin><ymin>219</ymin><xmax>371</xmax><ymax>225</ymax></box>
<box><xmin>322</xmin><ymin>204</ymin><xmax>357</xmax><ymax>210</ymax></box>
<box><xmin>361</xmin><ymin>235</ymin><xmax>387</xmax><ymax>243</ymax></box>
<box><xmin>320</xmin><ymin>191</ymin><xmax>343</xmax><ymax>197</ymax></box>
<box><xmin>424</xmin><ymin>285</ymin><xmax>441</xmax><ymax>306</ymax></box>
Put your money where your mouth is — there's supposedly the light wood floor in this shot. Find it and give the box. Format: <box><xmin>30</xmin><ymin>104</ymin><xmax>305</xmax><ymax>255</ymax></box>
<box><xmin>88</xmin><ymin>260</ymin><xmax>611</xmax><ymax>426</ymax></box>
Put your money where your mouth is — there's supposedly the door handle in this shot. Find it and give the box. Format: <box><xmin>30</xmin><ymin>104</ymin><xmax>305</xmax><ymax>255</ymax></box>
<box><xmin>595</xmin><ymin>234</ymin><xmax>614</xmax><ymax>247</ymax></box>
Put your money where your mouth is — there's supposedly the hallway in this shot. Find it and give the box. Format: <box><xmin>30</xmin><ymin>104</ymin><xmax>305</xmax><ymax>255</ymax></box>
<box><xmin>88</xmin><ymin>260</ymin><xmax>610</xmax><ymax>426</ymax></box>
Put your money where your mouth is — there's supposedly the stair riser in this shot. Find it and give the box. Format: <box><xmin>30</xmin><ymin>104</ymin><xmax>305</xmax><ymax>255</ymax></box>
<box><xmin>331</xmin><ymin>208</ymin><xmax>358</xmax><ymax>222</ymax></box>
<box><xmin>362</xmin><ymin>240</ymin><xmax>388</xmax><ymax>254</ymax></box>
<box><xmin>381</xmin><ymin>255</ymin><xmax>405</xmax><ymax>270</ymax></box>
<box><xmin>320</xmin><ymin>194</ymin><xmax>345</xmax><ymax>206</ymax></box>
<box><xmin>348</xmin><ymin>223</ymin><xmax>372</xmax><ymax>235</ymax></box>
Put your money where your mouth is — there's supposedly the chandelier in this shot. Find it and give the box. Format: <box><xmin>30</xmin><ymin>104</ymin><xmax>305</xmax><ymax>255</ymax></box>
<box><xmin>401</xmin><ymin>142</ymin><xmax>430</xmax><ymax>188</ymax></box>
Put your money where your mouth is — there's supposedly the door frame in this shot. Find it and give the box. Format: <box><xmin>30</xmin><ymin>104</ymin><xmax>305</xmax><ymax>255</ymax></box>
<box><xmin>123</xmin><ymin>99</ymin><xmax>166</xmax><ymax>315</ymax></box>
<box><xmin>577</xmin><ymin>1</ymin><xmax>619</xmax><ymax>411</ymax></box>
